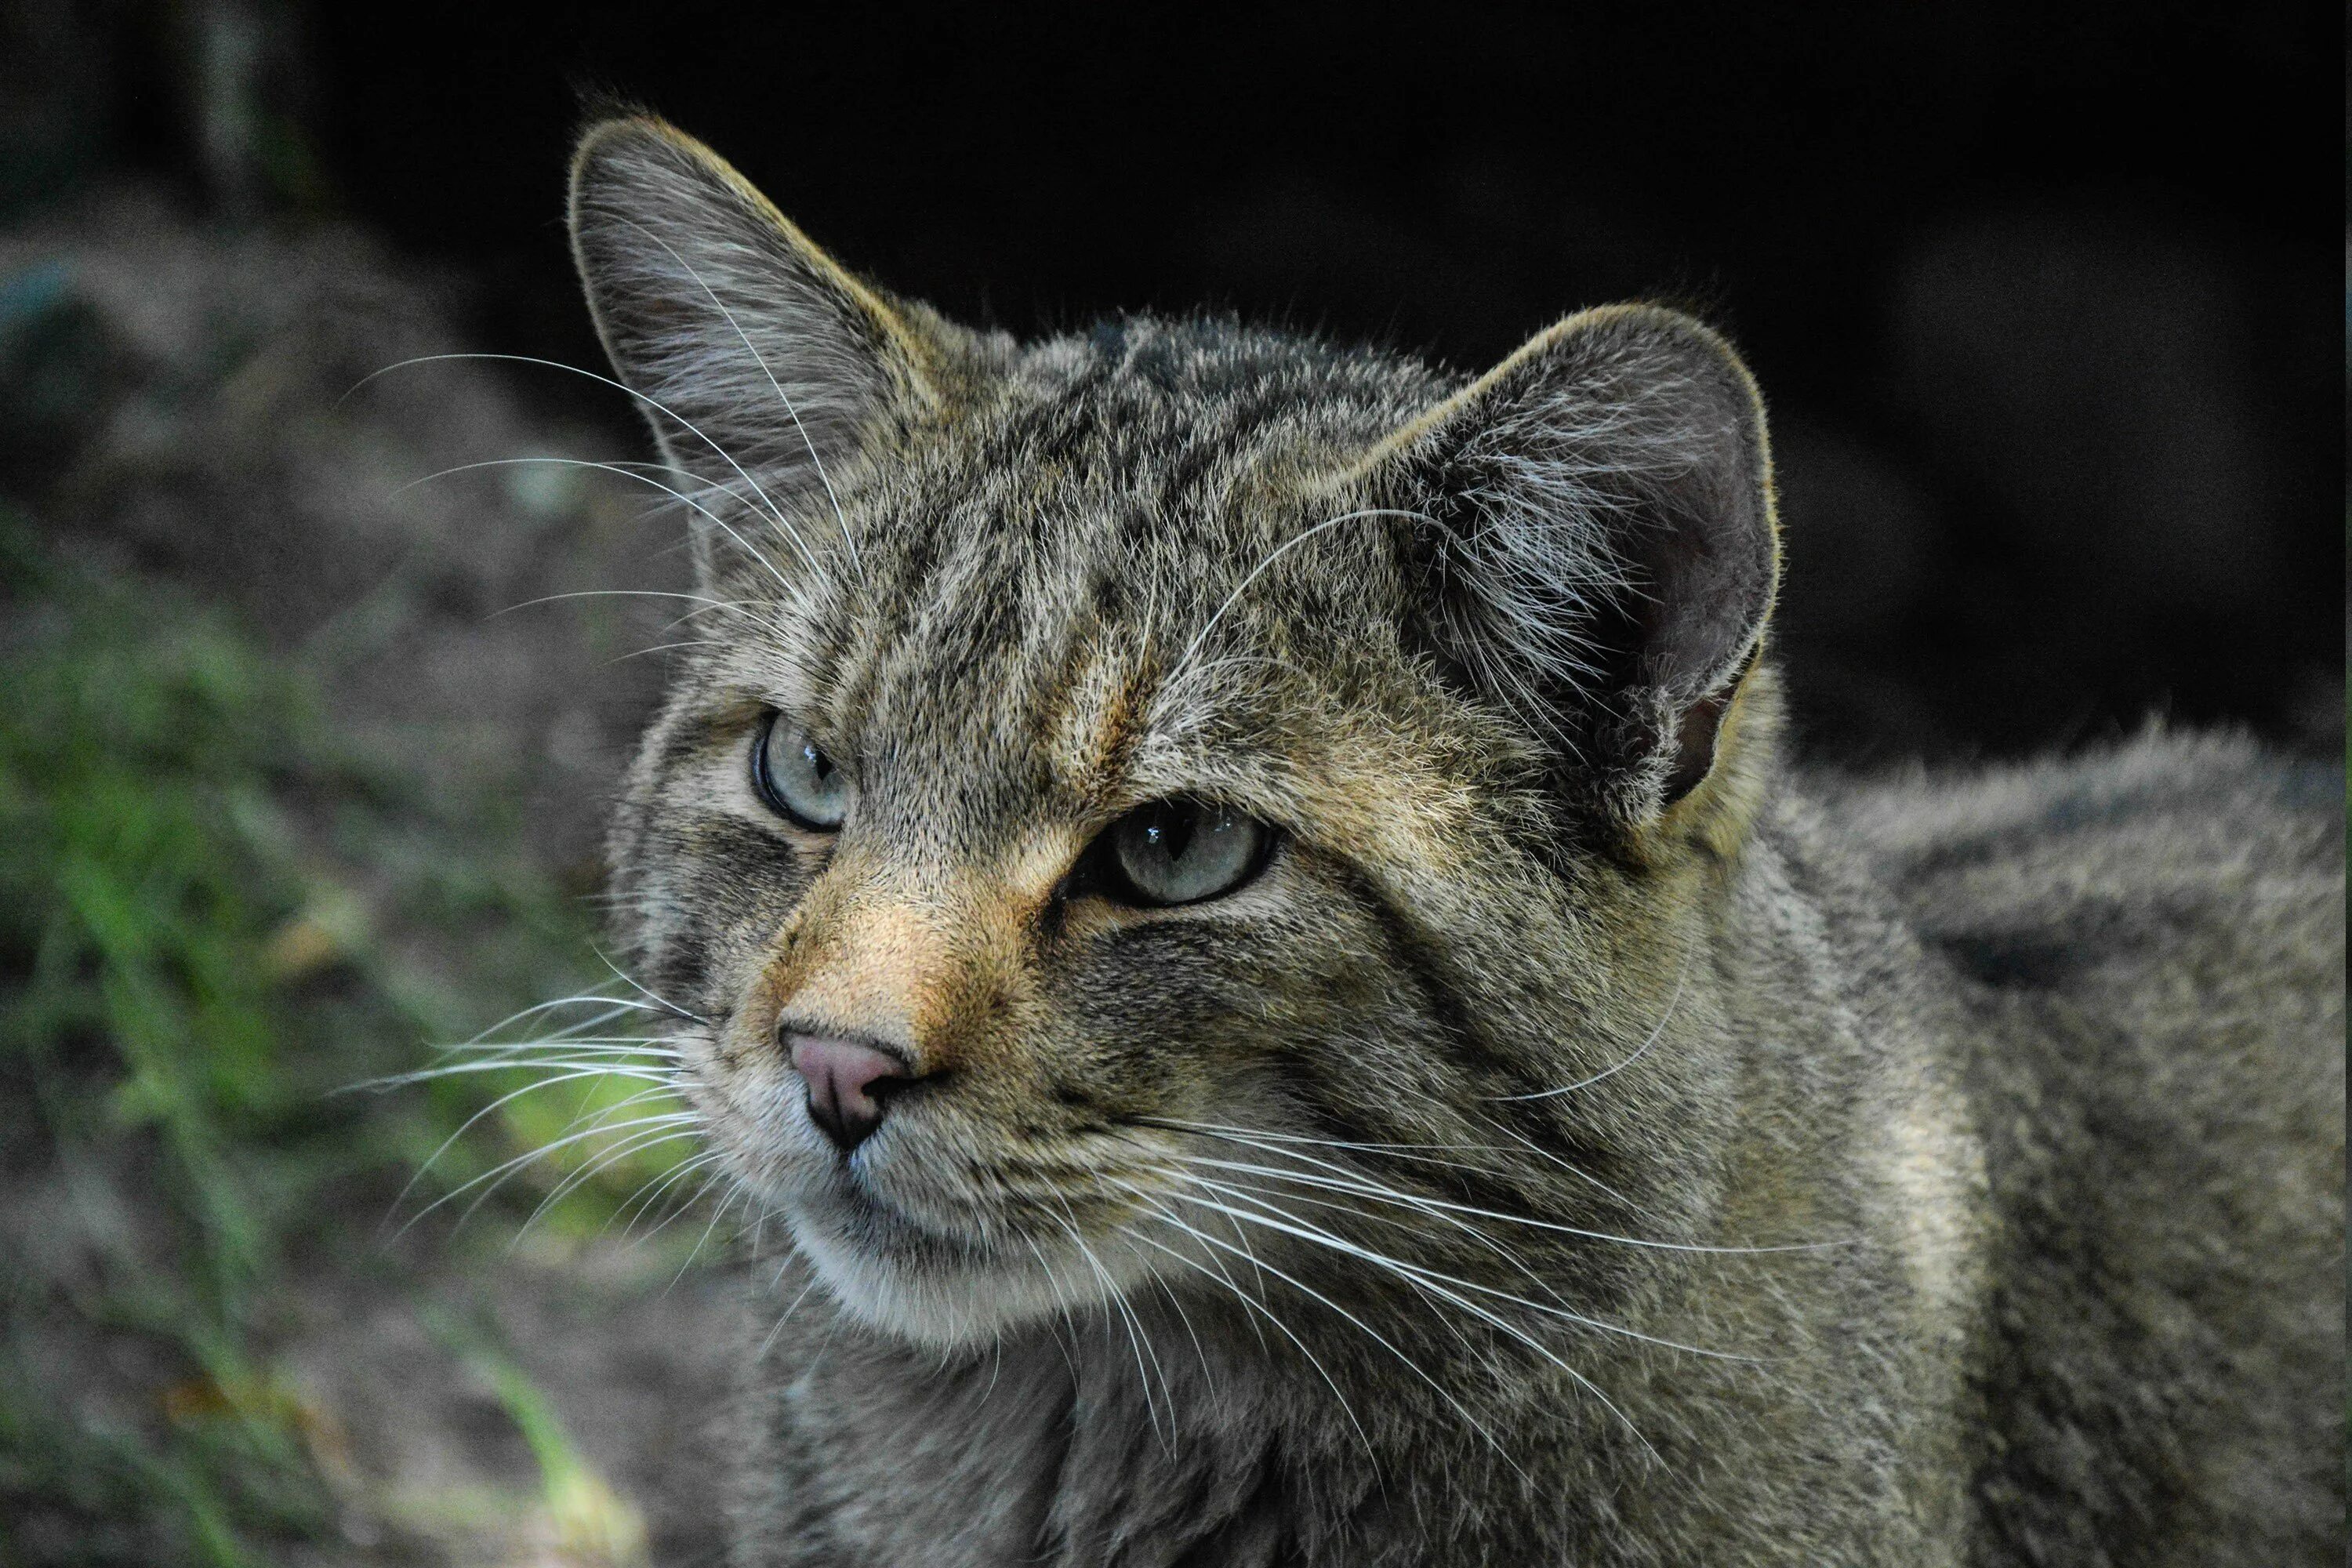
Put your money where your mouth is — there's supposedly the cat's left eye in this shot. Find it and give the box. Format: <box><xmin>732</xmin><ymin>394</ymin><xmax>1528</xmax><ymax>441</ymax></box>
<box><xmin>751</xmin><ymin>712</ymin><xmax>851</xmax><ymax>829</ymax></box>
<box><xmin>1087</xmin><ymin>798</ymin><xmax>1269</xmax><ymax>908</ymax></box>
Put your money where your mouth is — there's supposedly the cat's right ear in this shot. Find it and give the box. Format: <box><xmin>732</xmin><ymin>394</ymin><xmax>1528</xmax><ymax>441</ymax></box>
<box><xmin>1360</xmin><ymin>305</ymin><xmax>1780</xmax><ymax>835</ymax></box>
<box><xmin>568</xmin><ymin>114</ymin><xmax>944</xmax><ymax>575</ymax></box>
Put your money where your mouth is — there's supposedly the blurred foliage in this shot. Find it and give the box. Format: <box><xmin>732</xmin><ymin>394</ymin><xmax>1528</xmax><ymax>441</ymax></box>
<box><xmin>440</xmin><ymin>1319</ymin><xmax>649</xmax><ymax>1568</ymax></box>
<box><xmin>0</xmin><ymin>511</ymin><xmax>687</xmax><ymax>1566</ymax></box>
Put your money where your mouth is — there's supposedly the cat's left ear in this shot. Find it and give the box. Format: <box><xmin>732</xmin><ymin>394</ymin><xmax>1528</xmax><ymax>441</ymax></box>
<box><xmin>1366</xmin><ymin>305</ymin><xmax>1780</xmax><ymax>828</ymax></box>
<box><xmin>568</xmin><ymin>114</ymin><xmax>950</xmax><ymax>568</ymax></box>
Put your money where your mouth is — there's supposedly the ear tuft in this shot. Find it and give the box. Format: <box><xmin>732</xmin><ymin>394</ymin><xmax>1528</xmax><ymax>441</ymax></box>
<box><xmin>1375</xmin><ymin>305</ymin><xmax>1779</xmax><ymax>823</ymax></box>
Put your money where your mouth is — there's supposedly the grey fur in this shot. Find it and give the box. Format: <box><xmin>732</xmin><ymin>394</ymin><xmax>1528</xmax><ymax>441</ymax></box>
<box><xmin>563</xmin><ymin>117</ymin><xmax>2345</xmax><ymax>1566</ymax></box>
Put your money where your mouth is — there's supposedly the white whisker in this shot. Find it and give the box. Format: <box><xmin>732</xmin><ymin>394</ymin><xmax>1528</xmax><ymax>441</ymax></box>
<box><xmin>388</xmin><ymin>455</ymin><xmax>819</xmax><ymax>580</ymax></box>
<box><xmin>1107</xmin><ymin>1184</ymin><xmax>1377</xmax><ymax>1467</ymax></box>
<box><xmin>611</xmin><ymin>214</ymin><xmax>864</xmax><ymax>582</ymax></box>
<box><xmin>586</xmin><ymin>946</ymin><xmax>709</xmax><ymax>1025</ymax></box>
<box><xmin>1162</xmin><ymin>1179</ymin><xmax>1656</xmax><ymax>1468</ymax></box>
<box><xmin>380</xmin><ymin>1062</ymin><xmax>677</xmax><ymax>1229</ymax></box>
<box><xmin>1119</xmin><ymin>1177</ymin><xmax>1526</xmax><ymax>1478</ymax></box>
<box><xmin>346</xmin><ymin>352</ymin><xmax>808</xmax><ymax>593</ymax></box>
<box><xmin>1155</xmin><ymin>1121</ymin><xmax>1837</xmax><ymax>1255</ymax></box>
<box><xmin>403</xmin><ymin>1108</ymin><xmax>697</xmax><ymax>1235</ymax></box>
<box><xmin>1164</xmin><ymin>508</ymin><xmax>1433</xmax><ymax>695</ymax></box>
<box><xmin>668</xmin><ymin>1182</ymin><xmax>746</xmax><ymax>1291</ymax></box>
<box><xmin>1494</xmin><ymin>964</ymin><xmax>1689</xmax><ymax>1102</ymax></box>
<box><xmin>514</xmin><ymin>1117</ymin><xmax>706</xmax><ymax>1243</ymax></box>
<box><xmin>1171</xmin><ymin>1168</ymin><xmax>1750</xmax><ymax>1363</ymax></box>
<box><xmin>757</xmin><ymin>1270</ymin><xmax>825</xmax><ymax>1360</ymax></box>
<box><xmin>1052</xmin><ymin>1202</ymin><xmax>1174</xmax><ymax>1448</ymax></box>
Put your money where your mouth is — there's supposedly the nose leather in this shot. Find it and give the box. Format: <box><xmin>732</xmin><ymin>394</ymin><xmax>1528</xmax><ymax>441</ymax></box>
<box><xmin>786</xmin><ymin>1033</ymin><xmax>911</xmax><ymax>1152</ymax></box>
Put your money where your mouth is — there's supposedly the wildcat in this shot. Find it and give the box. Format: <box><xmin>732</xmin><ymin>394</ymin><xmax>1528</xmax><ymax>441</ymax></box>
<box><xmin>561</xmin><ymin>113</ymin><xmax>2344</xmax><ymax>1566</ymax></box>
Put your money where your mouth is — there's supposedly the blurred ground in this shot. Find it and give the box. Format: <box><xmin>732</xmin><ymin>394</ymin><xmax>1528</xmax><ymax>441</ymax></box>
<box><xmin>1</xmin><ymin>187</ymin><xmax>735</xmax><ymax>1566</ymax></box>
<box><xmin>0</xmin><ymin>5</ymin><xmax>2340</xmax><ymax>1566</ymax></box>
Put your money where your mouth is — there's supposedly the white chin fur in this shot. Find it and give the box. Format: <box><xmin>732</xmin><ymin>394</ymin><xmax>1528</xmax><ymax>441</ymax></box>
<box><xmin>787</xmin><ymin>1210</ymin><xmax>1146</xmax><ymax>1348</ymax></box>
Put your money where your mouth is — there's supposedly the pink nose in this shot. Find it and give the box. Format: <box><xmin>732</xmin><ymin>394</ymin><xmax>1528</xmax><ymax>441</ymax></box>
<box><xmin>786</xmin><ymin>1033</ymin><xmax>912</xmax><ymax>1152</ymax></box>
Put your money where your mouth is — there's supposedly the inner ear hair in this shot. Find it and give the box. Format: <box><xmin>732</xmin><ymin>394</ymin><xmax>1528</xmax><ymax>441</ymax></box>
<box><xmin>1374</xmin><ymin>303</ymin><xmax>1780</xmax><ymax>825</ymax></box>
<box><xmin>564</xmin><ymin>114</ymin><xmax>944</xmax><ymax>576</ymax></box>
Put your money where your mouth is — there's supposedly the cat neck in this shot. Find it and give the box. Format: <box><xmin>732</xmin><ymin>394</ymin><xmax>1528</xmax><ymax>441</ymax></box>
<box><xmin>750</xmin><ymin>1269</ymin><xmax>1689</xmax><ymax>1566</ymax></box>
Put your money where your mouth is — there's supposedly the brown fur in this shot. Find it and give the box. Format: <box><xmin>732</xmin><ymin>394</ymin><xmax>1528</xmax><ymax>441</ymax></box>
<box><xmin>561</xmin><ymin>114</ymin><xmax>2344</xmax><ymax>1565</ymax></box>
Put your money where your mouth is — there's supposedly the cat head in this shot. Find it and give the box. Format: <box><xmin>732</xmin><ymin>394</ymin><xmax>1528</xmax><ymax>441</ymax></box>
<box><xmin>572</xmin><ymin>115</ymin><xmax>1780</xmax><ymax>1348</ymax></box>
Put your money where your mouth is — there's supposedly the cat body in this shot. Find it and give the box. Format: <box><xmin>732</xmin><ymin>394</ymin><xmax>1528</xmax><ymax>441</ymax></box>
<box><xmin>564</xmin><ymin>115</ymin><xmax>2345</xmax><ymax>1565</ymax></box>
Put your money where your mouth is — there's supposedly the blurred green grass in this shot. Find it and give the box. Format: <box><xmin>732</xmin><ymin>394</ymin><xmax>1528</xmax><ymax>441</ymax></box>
<box><xmin>0</xmin><ymin>511</ymin><xmax>686</xmax><ymax>1566</ymax></box>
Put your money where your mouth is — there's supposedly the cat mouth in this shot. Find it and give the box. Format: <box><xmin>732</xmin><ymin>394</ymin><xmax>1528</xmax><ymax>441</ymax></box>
<box><xmin>775</xmin><ymin>1154</ymin><xmax>1167</xmax><ymax>1345</ymax></box>
<box><xmin>799</xmin><ymin>1162</ymin><xmax>999</xmax><ymax>1266</ymax></box>
<box><xmin>788</xmin><ymin>1190</ymin><xmax>1160</xmax><ymax>1348</ymax></box>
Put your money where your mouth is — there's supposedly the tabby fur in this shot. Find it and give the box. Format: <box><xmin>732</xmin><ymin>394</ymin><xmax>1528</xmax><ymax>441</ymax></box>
<box><xmin>564</xmin><ymin>114</ymin><xmax>2345</xmax><ymax>1566</ymax></box>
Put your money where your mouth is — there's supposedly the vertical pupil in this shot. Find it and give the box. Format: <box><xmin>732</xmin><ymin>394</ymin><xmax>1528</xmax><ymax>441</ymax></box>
<box><xmin>800</xmin><ymin>741</ymin><xmax>828</xmax><ymax>783</ymax></box>
<box><xmin>1145</xmin><ymin>804</ymin><xmax>1196</xmax><ymax>862</ymax></box>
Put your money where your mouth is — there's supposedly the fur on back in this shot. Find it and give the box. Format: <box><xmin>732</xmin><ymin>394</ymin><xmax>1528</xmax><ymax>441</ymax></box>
<box><xmin>1833</xmin><ymin>737</ymin><xmax>2345</xmax><ymax>1565</ymax></box>
<box><xmin>560</xmin><ymin>114</ymin><xmax>2346</xmax><ymax>1566</ymax></box>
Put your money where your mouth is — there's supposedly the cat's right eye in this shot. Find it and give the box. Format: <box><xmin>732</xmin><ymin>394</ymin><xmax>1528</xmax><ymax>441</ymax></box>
<box><xmin>751</xmin><ymin>712</ymin><xmax>851</xmax><ymax>830</ymax></box>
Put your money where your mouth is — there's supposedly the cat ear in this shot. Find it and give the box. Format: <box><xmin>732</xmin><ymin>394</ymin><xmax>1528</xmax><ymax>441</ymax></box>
<box><xmin>567</xmin><ymin>114</ymin><xmax>942</xmax><ymax>570</ymax></box>
<box><xmin>1372</xmin><ymin>305</ymin><xmax>1779</xmax><ymax>824</ymax></box>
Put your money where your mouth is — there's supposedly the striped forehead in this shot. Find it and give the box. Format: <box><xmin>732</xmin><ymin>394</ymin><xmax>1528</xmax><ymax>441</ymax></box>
<box><xmin>693</xmin><ymin>328</ymin><xmax>1446</xmax><ymax>848</ymax></box>
<box><xmin>813</xmin><ymin>504</ymin><xmax>1167</xmax><ymax>848</ymax></box>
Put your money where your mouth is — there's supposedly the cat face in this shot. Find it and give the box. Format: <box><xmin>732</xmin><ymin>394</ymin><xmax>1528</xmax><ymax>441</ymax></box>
<box><xmin>575</xmin><ymin>117</ymin><xmax>1779</xmax><ymax>1348</ymax></box>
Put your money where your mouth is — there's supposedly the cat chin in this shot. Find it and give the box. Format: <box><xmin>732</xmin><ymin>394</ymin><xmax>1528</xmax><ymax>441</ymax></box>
<box><xmin>786</xmin><ymin>1207</ymin><xmax>1146</xmax><ymax>1348</ymax></box>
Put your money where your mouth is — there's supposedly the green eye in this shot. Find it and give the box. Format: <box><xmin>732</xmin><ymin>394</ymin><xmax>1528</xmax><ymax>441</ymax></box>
<box><xmin>752</xmin><ymin>712</ymin><xmax>851</xmax><ymax>829</ymax></box>
<box><xmin>1098</xmin><ymin>799</ymin><xmax>1268</xmax><ymax>907</ymax></box>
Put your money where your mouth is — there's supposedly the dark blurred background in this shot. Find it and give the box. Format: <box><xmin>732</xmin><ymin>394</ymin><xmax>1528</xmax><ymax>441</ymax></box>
<box><xmin>9</xmin><ymin>0</ymin><xmax>2341</xmax><ymax>761</ymax></box>
<box><xmin>0</xmin><ymin>5</ymin><xmax>2339</xmax><ymax>1566</ymax></box>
